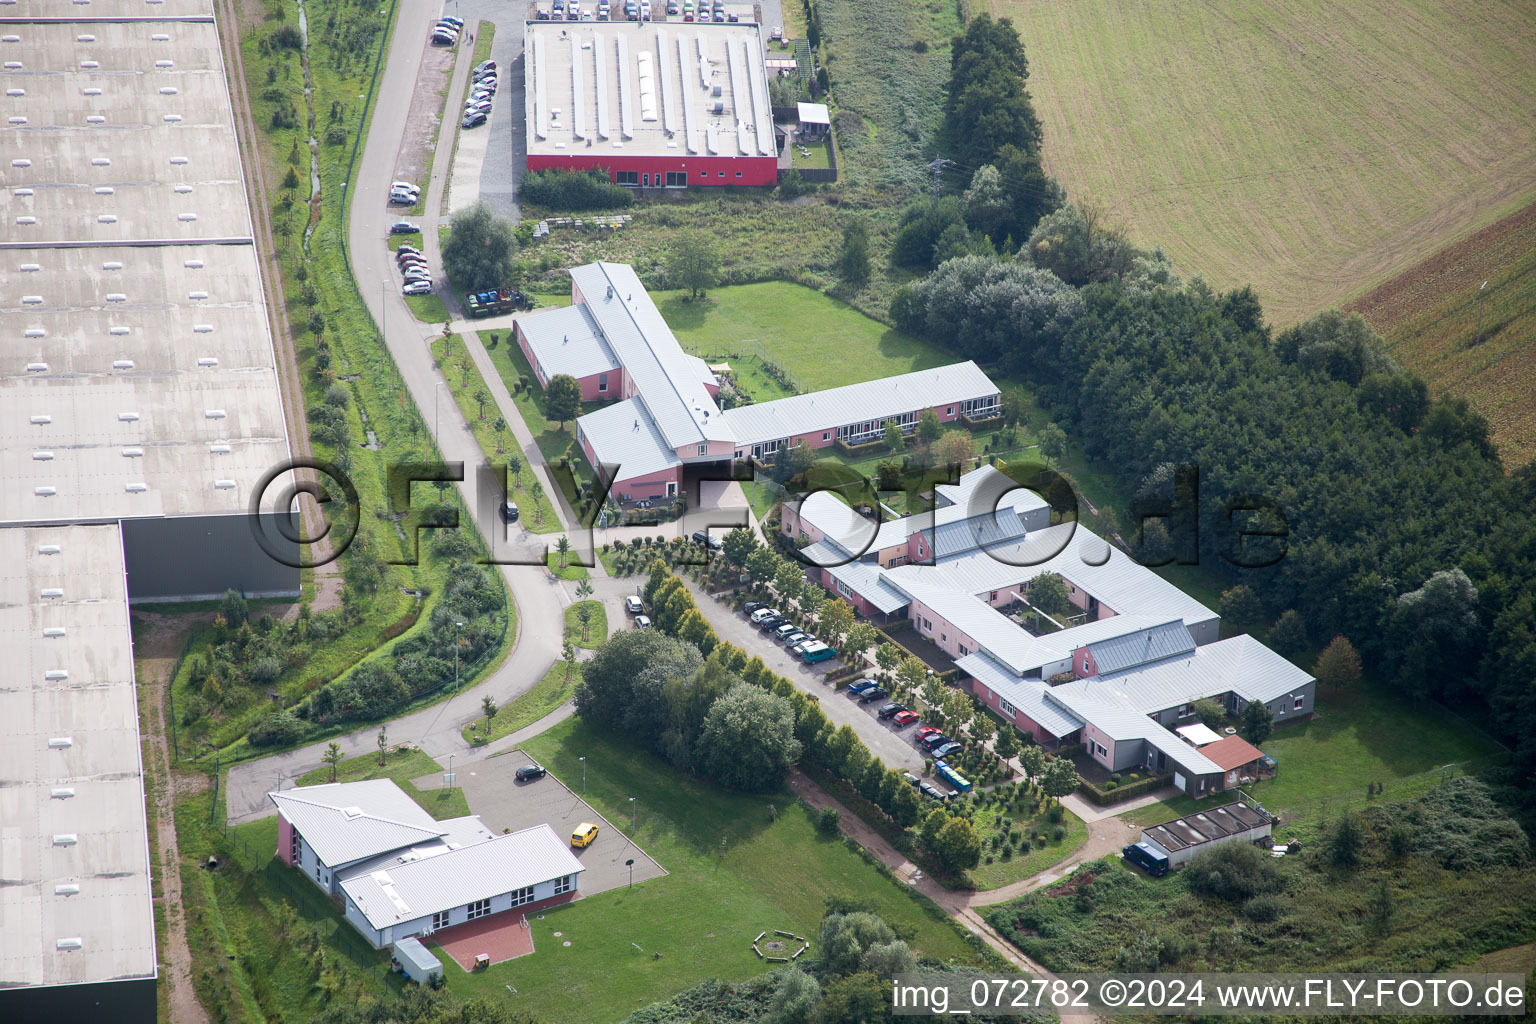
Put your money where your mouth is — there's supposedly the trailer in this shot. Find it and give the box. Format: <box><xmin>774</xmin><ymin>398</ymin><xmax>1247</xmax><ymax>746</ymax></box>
<box><xmin>392</xmin><ymin>936</ymin><xmax>443</xmax><ymax>985</ymax></box>
<box><xmin>1137</xmin><ymin>799</ymin><xmax>1272</xmax><ymax>868</ymax></box>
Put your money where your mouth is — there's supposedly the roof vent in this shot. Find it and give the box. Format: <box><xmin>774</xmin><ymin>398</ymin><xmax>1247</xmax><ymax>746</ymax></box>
<box><xmin>118</xmin><ymin>411</ymin><xmax>139</xmax><ymax>421</ymax></box>
<box><xmin>56</xmin><ymin>938</ymin><xmax>84</xmax><ymax>951</ymax></box>
<box><xmin>122</xmin><ymin>447</ymin><xmax>144</xmax><ymax>458</ymax></box>
<box><xmin>103</xmin><ymin>261</ymin><xmax>122</xmax><ymax>270</ymax></box>
<box><xmin>77</xmin><ymin>34</ymin><xmax>96</xmax><ymax>42</ymax></box>
<box><xmin>30</xmin><ymin>414</ymin><xmax>52</xmax><ymax>425</ymax></box>
<box><xmin>80</xmin><ymin>60</ymin><xmax>99</xmax><ymax>69</ymax></box>
<box><xmin>193</xmin><ymin>324</ymin><xmax>214</xmax><ymax>333</ymax></box>
<box><xmin>159</xmin><ymin>86</ymin><xmax>178</xmax><ymax>95</ymax></box>
<box><xmin>37</xmin><ymin>544</ymin><xmax>62</xmax><ymax>555</ymax></box>
<box><xmin>156</xmin><ymin>59</ymin><xmax>174</xmax><ymax>68</ymax></box>
<box><xmin>24</xmin><ymin>328</ymin><xmax>45</xmax><ymax>338</ymax></box>
<box><xmin>51</xmin><ymin>787</ymin><xmax>75</xmax><ymax>798</ymax></box>
<box><xmin>214</xmin><ymin>479</ymin><xmax>238</xmax><ymax>490</ymax></box>
<box><xmin>27</xmin><ymin>362</ymin><xmax>49</xmax><ymax>372</ymax></box>
<box><xmin>189</xmin><ymin>290</ymin><xmax>208</xmax><ymax>300</ymax></box>
<box><xmin>17</xmin><ymin>216</ymin><xmax>38</xmax><ymax>225</ymax></box>
<box><xmin>126</xmin><ymin>482</ymin><xmax>148</xmax><ymax>493</ymax></box>
<box><xmin>113</xmin><ymin>359</ymin><xmax>134</xmax><ymax>370</ymax></box>
<box><xmin>106</xmin><ymin>292</ymin><xmax>126</xmax><ymax>301</ymax></box>
<box><xmin>174</xmin><ymin>184</ymin><xmax>193</xmax><ymax>193</ymax></box>
<box><xmin>169</xmin><ymin>156</ymin><xmax>188</xmax><ymax>164</ymax></box>
<box><xmin>342</xmin><ymin>806</ymin><xmax>364</xmax><ymax>819</ymax></box>
<box><xmin>9</xmin><ymin>115</ymin><xmax>25</xmax><ymax>124</ymax></box>
<box><xmin>12</xmin><ymin>159</ymin><xmax>32</xmax><ymax>167</ymax></box>
<box><xmin>1</xmin><ymin>35</ymin><xmax>19</xmax><ymax>43</ymax></box>
<box><xmin>55</xmin><ymin>884</ymin><xmax>80</xmax><ymax>896</ymax></box>
<box><xmin>205</xmin><ymin>409</ymin><xmax>226</xmax><ymax>419</ymax></box>
<box><xmin>109</xmin><ymin>326</ymin><xmax>130</xmax><ymax>335</ymax></box>
<box><xmin>98</xmin><ymin>214</ymin><xmax>118</xmax><ymax>223</ymax></box>
<box><xmin>209</xmin><ymin>444</ymin><xmax>231</xmax><ymax>454</ymax></box>
<box><xmin>41</xmin><ymin>588</ymin><xmax>63</xmax><ymax>598</ymax></box>
<box><xmin>53</xmin><ymin>834</ymin><xmax>78</xmax><ymax>846</ymax></box>
<box><xmin>33</xmin><ymin>451</ymin><xmax>54</xmax><ymax>461</ymax></box>
<box><xmin>45</xmin><ymin>669</ymin><xmax>69</xmax><ymax>680</ymax></box>
<box><xmin>95</xmin><ymin>186</ymin><xmax>114</xmax><ymax>194</ymax></box>
<box><xmin>86</xmin><ymin>115</ymin><xmax>106</xmax><ymax>123</ymax></box>
<box><xmin>178</xmin><ymin>212</ymin><xmax>198</xmax><ymax>221</ymax></box>
<box><xmin>164</xmin><ymin>114</ymin><xmax>183</xmax><ymax>122</ymax></box>
<box><xmin>153</xmin><ymin>32</ymin><xmax>170</xmax><ymax>40</ymax></box>
<box><xmin>197</xmin><ymin>356</ymin><xmax>219</xmax><ymax>367</ymax></box>
<box><xmin>48</xmin><ymin>737</ymin><xmax>72</xmax><ymax>748</ymax></box>
<box><xmin>4</xmin><ymin>88</ymin><xmax>21</xmax><ymax>96</ymax></box>
<box><xmin>22</xmin><ymin>295</ymin><xmax>42</xmax><ymax>304</ymax></box>
<box><xmin>35</xmin><ymin>486</ymin><xmax>57</xmax><ymax>496</ymax></box>
<box><xmin>83</xmin><ymin>87</ymin><xmax>102</xmax><ymax>96</ymax></box>
<box><xmin>43</xmin><ymin>627</ymin><xmax>66</xmax><ymax>638</ymax></box>
<box><xmin>14</xmin><ymin>186</ymin><xmax>33</xmax><ymax>195</ymax></box>
<box><xmin>185</xmin><ymin>259</ymin><xmax>204</xmax><ymax>268</ymax></box>
<box><xmin>2</xmin><ymin>60</ymin><xmax>18</xmax><ymax>68</ymax></box>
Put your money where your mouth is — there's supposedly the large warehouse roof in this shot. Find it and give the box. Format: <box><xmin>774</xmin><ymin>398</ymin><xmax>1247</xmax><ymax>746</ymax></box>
<box><xmin>525</xmin><ymin>21</ymin><xmax>776</xmax><ymax>160</ymax></box>
<box><xmin>0</xmin><ymin>524</ymin><xmax>154</xmax><ymax>990</ymax></box>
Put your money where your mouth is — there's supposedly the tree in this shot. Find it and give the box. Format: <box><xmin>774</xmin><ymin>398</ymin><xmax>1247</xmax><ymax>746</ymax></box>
<box><xmin>887</xmin><ymin>777</ymin><xmax>922</xmax><ymax>828</ymax></box>
<box><xmin>774</xmin><ymin>559</ymin><xmax>804</xmax><ymax>610</ymax></box>
<box><xmin>1387</xmin><ymin>567</ymin><xmax>1480</xmax><ymax>698</ymax></box>
<box><xmin>1219</xmin><ymin>585</ymin><xmax>1263</xmax><ymax>628</ymax></box>
<box><xmin>1242</xmin><ymin>699</ymin><xmax>1274</xmax><ymax>744</ymax></box>
<box><xmin>441</xmin><ymin>201</ymin><xmax>517</xmax><ymax>291</ymax></box>
<box><xmin>1273</xmin><ymin>308</ymin><xmax>1396</xmax><ymax>388</ymax></box>
<box><xmin>838</xmin><ymin>218</ymin><xmax>871</xmax><ymax>287</ymax></box>
<box><xmin>883</xmin><ymin>419</ymin><xmax>905</xmax><ymax>452</ymax></box>
<box><xmin>767</xmin><ymin>966</ymin><xmax>821</xmax><ymax>1024</ymax></box>
<box><xmin>1028</xmin><ymin>572</ymin><xmax>1071</xmax><ymax>618</ymax></box>
<box><xmin>917</xmin><ymin>408</ymin><xmax>943</xmax><ymax>445</ymax></box>
<box><xmin>799</xmin><ymin>584</ymin><xmax>825</xmax><ymax>621</ymax></box>
<box><xmin>896</xmin><ymin>657</ymin><xmax>928</xmax><ymax>701</ymax></box>
<box><xmin>1268</xmin><ymin>609</ymin><xmax>1308</xmax><ymax>657</ymax></box>
<box><xmin>1016</xmin><ymin>743</ymin><xmax>1046</xmax><ymax>780</ymax></box>
<box><xmin>377</xmin><ymin>725</ymin><xmax>388</xmax><ymax>766</ymax></box>
<box><xmin>507</xmin><ymin>450</ymin><xmax>523</xmax><ymax>487</ymax></box>
<box><xmin>481</xmin><ymin>694</ymin><xmax>497</xmax><ymax>724</ymax></box>
<box><xmin>1193</xmin><ymin>698</ymin><xmax>1226</xmax><ymax>730</ymax></box>
<box><xmin>876</xmin><ymin>642</ymin><xmax>903</xmax><ymax>678</ymax></box>
<box><xmin>816</xmin><ymin>972</ymin><xmax>886</xmax><ymax>1024</ymax></box>
<box><xmin>746</xmin><ymin>546</ymin><xmax>779</xmax><ymax>587</ymax></box>
<box><xmin>1038</xmin><ymin>421</ymin><xmax>1067</xmax><ymax>461</ymax></box>
<box><xmin>1038</xmin><ymin>757</ymin><xmax>1079</xmax><ymax>804</ymax></box>
<box><xmin>994</xmin><ymin>725</ymin><xmax>1021</xmax><ymax>767</ymax></box>
<box><xmin>933</xmin><ymin>815</ymin><xmax>982</xmax><ymax>872</ymax></box>
<box><xmin>721</xmin><ymin>526</ymin><xmax>757</xmax><ymax>566</ymax></box>
<box><xmin>934</xmin><ymin>429</ymin><xmax>977</xmax><ymax>470</ymax></box>
<box><xmin>943</xmin><ymin>15</ymin><xmax>1043</xmax><ymax>172</ymax></box>
<box><xmin>1367</xmin><ymin>877</ymin><xmax>1395</xmax><ymax>936</ymax></box>
<box><xmin>575</xmin><ymin>578</ymin><xmax>595</xmax><ymax>603</ymax></box>
<box><xmin>695</xmin><ymin>685</ymin><xmax>802</xmax><ymax>791</ymax></box>
<box><xmin>323</xmin><ymin>741</ymin><xmax>343</xmax><ymax>783</ymax></box>
<box><xmin>919</xmin><ymin>807</ymin><xmax>949</xmax><ymax>847</ymax></box>
<box><xmin>577</xmin><ymin>601</ymin><xmax>593</xmax><ymax>640</ymax></box>
<box><xmin>555</xmin><ymin>534</ymin><xmax>571</xmax><ymax>568</ymax></box>
<box><xmin>969</xmin><ymin>707</ymin><xmax>996</xmax><ymax>747</ymax></box>
<box><xmin>667</xmin><ymin>229</ymin><xmax>720</xmax><ymax>299</ymax></box>
<box><xmin>1328</xmin><ymin>811</ymin><xmax>1363</xmax><ymax>868</ymax></box>
<box><xmin>843</xmin><ymin>622</ymin><xmax>880</xmax><ymax>665</ymax></box>
<box><xmin>820</xmin><ymin>599</ymin><xmax>855</xmax><ymax>649</ymax></box>
<box><xmin>1315</xmin><ymin>635</ymin><xmax>1362</xmax><ymax>696</ymax></box>
<box><xmin>562</xmin><ymin>636</ymin><xmax>576</xmax><ymax>677</ymax></box>
<box><xmin>472</xmin><ymin>387</ymin><xmax>488</xmax><ymax>420</ymax></box>
<box><xmin>545</xmin><ymin>374</ymin><xmax>581</xmax><ymax>429</ymax></box>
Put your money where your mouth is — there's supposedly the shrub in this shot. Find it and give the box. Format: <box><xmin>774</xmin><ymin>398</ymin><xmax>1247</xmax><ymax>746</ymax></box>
<box><xmin>519</xmin><ymin>167</ymin><xmax>634</xmax><ymax>211</ymax></box>
<box><xmin>816</xmin><ymin>806</ymin><xmax>841</xmax><ymax>837</ymax></box>
<box><xmin>249</xmin><ymin>708</ymin><xmax>304</xmax><ymax>747</ymax></box>
<box><xmin>1186</xmin><ymin>842</ymin><xmax>1284</xmax><ymax>903</ymax></box>
<box><xmin>1241</xmin><ymin>895</ymin><xmax>1287</xmax><ymax>922</ymax></box>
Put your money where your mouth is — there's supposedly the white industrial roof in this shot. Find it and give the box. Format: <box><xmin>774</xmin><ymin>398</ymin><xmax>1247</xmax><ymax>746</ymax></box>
<box><xmin>1057</xmin><ymin>634</ymin><xmax>1315</xmax><ymax>715</ymax></box>
<box><xmin>933</xmin><ymin>463</ymin><xmax>1052</xmax><ymax>517</ymax></box>
<box><xmin>525</xmin><ymin>21</ymin><xmax>777</xmax><ymax>160</ymax></box>
<box><xmin>577</xmin><ymin>396</ymin><xmax>684</xmax><ymax>480</ymax></box>
<box><xmin>723</xmin><ymin>362</ymin><xmax>1000</xmax><ymax>449</ymax></box>
<box><xmin>518</xmin><ymin>302</ymin><xmax>622</xmax><ymax>381</ymax></box>
<box><xmin>342</xmin><ymin>824</ymin><xmax>584</xmax><ymax>931</ymax></box>
<box><xmin>569</xmin><ymin>262</ymin><xmax>730</xmax><ymax>447</ymax></box>
<box><xmin>1176</xmin><ymin>722</ymin><xmax>1224</xmax><ymax>747</ymax></box>
<box><xmin>269</xmin><ymin>781</ymin><xmax>448</xmax><ymax>869</ymax></box>
<box><xmin>0</xmin><ymin>524</ymin><xmax>155</xmax><ymax>990</ymax></box>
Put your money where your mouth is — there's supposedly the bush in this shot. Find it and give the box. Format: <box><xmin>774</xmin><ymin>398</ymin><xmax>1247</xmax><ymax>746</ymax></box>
<box><xmin>519</xmin><ymin>167</ymin><xmax>634</xmax><ymax>211</ymax></box>
<box><xmin>1241</xmin><ymin>895</ymin><xmax>1287</xmax><ymax>922</ymax></box>
<box><xmin>816</xmin><ymin>806</ymin><xmax>842</xmax><ymax>838</ymax></box>
<box><xmin>1186</xmin><ymin>842</ymin><xmax>1285</xmax><ymax>903</ymax></box>
<box><xmin>248</xmin><ymin>708</ymin><xmax>304</xmax><ymax>747</ymax></box>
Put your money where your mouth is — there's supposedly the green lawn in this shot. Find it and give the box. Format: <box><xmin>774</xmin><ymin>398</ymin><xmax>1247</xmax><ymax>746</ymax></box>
<box><xmin>436</xmin><ymin>718</ymin><xmax>983</xmax><ymax>1022</ymax></box>
<box><xmin>463</xmin><ymin>661</ymin><xmax>582</xmax><ymax>746</ymax></box>
<box><xmin>653</xmin><ymin>282</ymin><xmax>955</xmax><ymax>392</ymax></box>
<box><xmin>788</xmin><ymin>137</ymin><xmax>833</xmax><ymax>171</ymax></box>
<box><xmin>405</xmin><ymin>290</ymin><xmax>450</xmax><ymax>324</ymax></box>
<box><xmin>297</xmin><ymin>747</ymin><xmax>471</xmax><ymax>820</ymax></box>
<box><xmin>547</xmin><ymin>551</ymin><xmax>590</xmax><ymax>581</ymax></box>
<box><xmin>430</xmin><ymin>336</ymin><xmax>561</xmax><ymax>531</ymax></box>
<box><xmin>564</xmin><ymin>599</ymin><xmax>607</xmax><ymax>649</ymax></box>
<box><xmin>965</xmin><ymin>800</ymin><xmax>1089</xmax><ymax>891</ymax></box>
<box><xmin>1120</xmin><ymin>681</ymin><xmax>1506</xmax><ymax>832</ymax></box>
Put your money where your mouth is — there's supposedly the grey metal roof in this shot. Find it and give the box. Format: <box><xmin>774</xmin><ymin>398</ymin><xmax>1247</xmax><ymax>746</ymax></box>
<box><xmin>1058</xmin><ymin>634</ymin><xmax>1315</xmax><ymax>715</ymax></box>
<box><xmin>569</xmin><ymin>263</ymin><xmax>731</xmax><ymax>448</ymax></box>
<box><xmin>957</xmin><ymin>652</ymin><xmax>1084</xmax><ymax>737</ymax></box>
<box><xmin>518</xmin><ymin>303</ymin><xmax>621</xmax><ymax>381</ymax></box>
<box><xmin>933</xmin><ymin>463</ymin><xmax>1051</xmax><ymax>516</ymax></box>
<box><xmin>825</xmin><ymin>559</ymin><xmax>912</xmax><ymax>614</ymax></box>
<box><xmin>269</xmin><ymin>782</ymin><xmax>447</xmax><ymax>868</ymax></box>
<box><xmin>577</xmin><ymin>397</ymin><xmax>683</xmax><ymax>481</ymax></box>
<box><xmin>721</xmin><ymin>361</ymin><xmax>999</xmax><ymax>448</ymax></box>
<box><xmin>341</xmin><ymin>824</ymin><xmax>584</xmax><ymax>931</ymax></box>
<box><xmin>1086</xmin><ymin>620</ymin><xmax>1196</xmax><ymax>674</ymax></box>
<box><xmin>0</xmin><ymin>524</ymin><xmax>156</xmax><ymax>989</ymax></box>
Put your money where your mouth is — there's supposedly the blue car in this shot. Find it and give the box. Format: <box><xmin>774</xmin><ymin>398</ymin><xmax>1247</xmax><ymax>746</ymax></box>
<box><xmin>846</xmin><ymin>679</ymin><xmax>878</xmax><ymax>695</ymax></box>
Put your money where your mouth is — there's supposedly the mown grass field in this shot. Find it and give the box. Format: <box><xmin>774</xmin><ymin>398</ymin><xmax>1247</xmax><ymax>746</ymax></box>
<box><xmin>297</xmin><ymin>747</ymin><xmax>471</xmax><ymax>820</ymax></box>
<box><xmin>437</xmin><ymin>718</ymin><xmax>985</xmax><ymax>1022</ymax></box>
<box><xmin>1348</xmin><ymin>200</ymin><xmax>1536</xmax><ymax>469</ymax></box>
<box><xmin>992</xmin><ymin>0</ymin><xmax>1536</xmax><ymax>326</ymax></box>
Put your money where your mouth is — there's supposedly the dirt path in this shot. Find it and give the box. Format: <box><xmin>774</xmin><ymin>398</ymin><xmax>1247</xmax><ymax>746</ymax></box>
<box><xmin>787</xmin><ymin>772</ymin><xmax>1103</xmax><ymax>1024</ymax></box>
<box><xmin>135</xmin><ymin>614</ymin><xmax>213</xmax><ymax>1024</ymax></box>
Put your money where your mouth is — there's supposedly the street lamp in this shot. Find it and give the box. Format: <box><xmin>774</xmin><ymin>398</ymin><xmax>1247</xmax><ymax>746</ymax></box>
<box><xmin>579</xmin><ymin>756</ymin><xmax>586</xmax><ymax>793</ymax></box>
<box><xmin>625</xmin><ymin>857</ymin><xmax>635</xmax><ymax>888</ymax></box>
<box><xmin>453</xmin><ymin>620</ymin><xmax>465</xmax><ymax>688</ymax></box>
<box><xmin>629</xmin><ymin>796</ymin><xmax>637</xmax><ymax>831</ymax></box>
<box><xmin>446</xmin><ymin>753</ymin><xmax>455</xmax><ymax>795</ymax></box>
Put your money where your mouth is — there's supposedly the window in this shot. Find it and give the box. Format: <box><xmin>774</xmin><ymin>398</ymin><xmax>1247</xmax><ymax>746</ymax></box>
<box><xmin>509</xmin><ymin>885</ymin><xmax>535</xmax><ymax>907</ymax></box>
<box><xmin>999</xmin><ymin>698</ymin><xmax>1017</xmax><ymax>718</ymax></box>
<box><xmin>957</xmin><ymin>643</ymin><xmax>969</xmax><ymax>656</ymax></box>
<box><xmin>835</xmin><ymin>579</ymin><xmax>853</xmax><ymax>598</ymax></box>
<box><xmin>886</xmin><ymin>556</ymin><xmax>903</xmax><ymax>568</ymax></box>
<box><xmin>616</xmin><ymin>170</ymin><xmax>639</xmax><ymax>186</ymax></box>
<box><xmin>718</xmin><ymin>171</ymin><xmax>726</xmax><ymax>177</ymax></box>
<box><xmin>989</xmin><ymin>591</ymin><xmax>997</xmax><ymax>602</ymax></box>
<box><xmin>290</xmin><ymin>830</ymin><xmax>301</xmax><ymax>865</ymax></box>
<box><xmin>822</xmin><ymin>432</ymin><xmax>830</xmax><ymax>441</ymax></box>
<box><xmin>598</xmin><ymin>372</ymin><xmax>608</xmax><ymax>392</ymax></box>
<box><xmin>643</xmin><ymin>173</ymin><xmax>652</xmax><ymax>186</ymax></box>
<box><xmin>554</xmin><ymin>874</ymin><xmax>573</xmax><ymax>896</ymax></box>
<box><xmin>699</xmin><ymin>171</ymin><xmax>708</xmax><ymax>179</ymax></box>
<box><xmin>697</xmin><ymin>443</ymin><xmax>708</xmax><ymax>456</ymax></box>
<box><xmin>466</xmin><ymin>898</ymin><xmax>492</xmax><ymax>921</ymax></box>
<box><xmin>940</xmin><ymin>633</ymin><xmax>947</xmax><ymax>643</ymax></box>
<box><xmin>315</xmin><ymin>860</ymin><xmax>322</xmax><ymax>882</ymax></box>
<box><xmin>666</xmin><ymin>481</ymin><xmax>677</xmax><ymax>496</ymax></box>
<box><xmin>665</xmin><ymin>171</ymin><xmax>688</xmax><ymax>187</ymax></box>
<box><xmin>1178</xmin><ymin>703</ymin><xmax>1195</xmax><ymax>719</ymax></box>
<box><xmin>920</xmin><ymin>617</ymin><xmax>932</xmax><ymax>632</ymax></box>
<box><xmin>1293</xmin><ymin>695</ymin><xmax>1304</xmax><ymax>710</ymax></box>
<box><xmin>1094</xmin><ymin>741</ymin><xmax>1108</xmax><ymax>759</ymax></box>
<box><xmin>735</xmin><ymin>171</ymin><xmax>742</xmax><ymax>177</ymax></box>
<box><xmin>946</xmin><ymin>406</ymin><xmax>954</xmax><ymax>416</ymax></box>
<box><xmin>432</xmin><ymin>910</ymin><xmax>450</xmax><ymax>930</ymax></box>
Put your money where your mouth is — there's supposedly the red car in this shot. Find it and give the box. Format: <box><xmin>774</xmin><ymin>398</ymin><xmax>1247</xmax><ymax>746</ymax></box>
<box><xmin>893</xmin><ymin>710</ymin><xmax>920</xmax><ymax>727</ymax></box>
<box><xmin>915</xmin><ymin>726</ymin><xmax>940</xmax><ymax>744</ymax></box>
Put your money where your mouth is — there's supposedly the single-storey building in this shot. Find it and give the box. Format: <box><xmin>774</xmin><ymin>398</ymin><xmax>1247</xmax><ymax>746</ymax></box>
<box><xmin>270</xmin><ymin>780</ymin><xmax>584</xmax><ymax>948</ymax></box>
<box><xmin>796</xmin><ymin>102</ymin><xmax>831</xmax><ymax>141</ymax></box>
<box><xmin>1139</xmin><ymin>801</ymin><xmax>1273</xmax><ymax>868</ymax></box>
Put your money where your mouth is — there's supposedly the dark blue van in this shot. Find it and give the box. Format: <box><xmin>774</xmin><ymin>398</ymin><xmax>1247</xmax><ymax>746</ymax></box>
<box><xmin>1122</xmin><ymin>841</ymin><xmax>1170</xmax><ymax>877</ymax></box>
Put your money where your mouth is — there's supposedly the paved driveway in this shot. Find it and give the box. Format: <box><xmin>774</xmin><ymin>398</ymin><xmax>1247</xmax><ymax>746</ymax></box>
<box><xmin>416</xmin><ymin>748</ymin><xmax>666</xmax><ymax>895</ymax></box>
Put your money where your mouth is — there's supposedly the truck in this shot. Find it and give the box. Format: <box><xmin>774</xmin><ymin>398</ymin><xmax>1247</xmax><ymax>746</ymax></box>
<box><xmin>463</xmin><ymin>289</ymin><xmax>530</xmax><ymax>318</ymax></box>
<box><xmin>933</xmin><ymin>759</ymin><xmax>971</xmax><ymax>793</ymax></box>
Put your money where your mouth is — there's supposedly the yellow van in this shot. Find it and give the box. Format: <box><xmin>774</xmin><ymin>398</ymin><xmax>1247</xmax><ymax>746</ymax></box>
<box><xmin>571</xmin><ymin>822</ymin><xmax>600</xmax><ymax>848</ymax></box>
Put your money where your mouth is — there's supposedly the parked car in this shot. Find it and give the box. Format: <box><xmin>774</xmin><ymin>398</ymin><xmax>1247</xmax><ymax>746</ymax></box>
<box><xmin>756</xmin><ymin>615</ymin><xmax>786</xmax><ymax>632</ymax></box>
<box><xmin>790</xmin><ymin>639</ymin><xmax>817</xmax><ymax>656</ymax></box>
<box><xmin>624</xmin><ymin>595</ymin><xmax>644</xmax><ymax>615</ymax></box>
<box><xmin>846</xmin><ymin>679</ymin><xmax>877</xmax><ymax>695</ymax></box>
<box><xmin>535</xmin><ymin>6</ymin><xmax>551</xmax><ymax>17</ymax></box>
<box><xmin>877</xmin><ymin>702</ymin><xmax>907</xmax><ymax>720</ymax></box>
<box><xmin>571</xmin><ymin>822</ymin><xmax>599</xmax><ymax>848</ymax></box>
<box><xmin>461</xmin><ymin>112</ymin><xmax>487</xmax><ymax>129</ymax></box>
<box><xmin>397</xmin><ymin>254</ymin><xmax>428</xmax><ymax>268</ymax></box>
<box><xmin>402</xmin><ymin>271</ymin><xmax>433</xmax><ymax>284</ymax></box>
<box><xmin>931</xmin><ymin>741</ymin><xmax>963</xmax><ymax>759</ymax></box>
<box><xmin>475</xmin><ymin>59</ymin><xmax>497</xmax><ymax>75</ymax></box>
<box><xmin>440</xmin><ymin>15</ymin><xmax>465</xmax><ymax>28</ymax></box>
<box><xmin>743</xmin><ymin>601</ymin><xmax>766</xmax><ymax>615</ymax></box>
<box><xmin>918</xmin><ymin>781</ymin><xmax>947</xmax><ymax>802</ymax></box>
<box><xmin>515</xmin><ymin>763</ymin><xmax>546</xmax><ymax>782</ymax></box>
<box><xmin>773</xmin><ymin>622</ymin><xmax>801</xmax><ymax>642</ymax></box>
<box><xmin>390</xmin><ymin>220</ymin><xmax>419</xmax><ymax>234</ymax></box>
<box><xmin>858</xmin><ymin>686</ymin><xmax>889</xmax><ymax>704</ymax></box>
<box><xmin>395</xmin><ymin>246</ymin><xmax>422</xmax><ymax>259</ymax></box>
<box><xmin>389</xmin><ymin>188</ymin><xmax>417</xmax><ymax>202</ymax></box>
<box><xmin>892</xmin><ymin>709</ymin><xmax>920</xmax><ymax>726</ymax></box>
<box><xmin>919</xmin><ymin>732</ymin><xmax>952</xmax><ymax>752</ymax></box>
<box><xmin>503</xmin><ymin>500</ymin><xmax>520</xmax><ymax>523</ymax></box>
<box><xmin>430</xmin><ymin>29</ymin><xmax>457</xmax><ymax>45</ymax></box>
<box><xmin>749</xmin><ymin>607</ymin><xmax>779</xmax><ymax>624</ymax></box>
<box><xmin>782</xmin><ymin>631</ymin><xmax>810</xmax><ymax>647</ymax></box>
<box><xmin>402</xmin><ymin>280</ymin><xmax>432</xmax><ymax>295</ymax></box>
<box><xmin>799</xmin><ymin>642</ymin><xmax>836</xmax><ymax>663</ymax></box>
<box><xmin>465</xmin><ymin>102</ymin><xmax>493</xmax><ymax>118</ymax></box>
<box><xmin>690</xmin><ymin>530</ymin><xmax>722</xmax><ymax>550</ymax></box>
<box><xmin>914</xmin><ymin>726</ymin><xmax>940</xmax><ymax>745</ymax></box>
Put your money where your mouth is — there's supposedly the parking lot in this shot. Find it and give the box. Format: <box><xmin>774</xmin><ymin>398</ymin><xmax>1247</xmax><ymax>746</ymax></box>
<box><xmin>413</xmin><ymin>749</ymin><xmax>666</xmax><ymax>896</ymax></box>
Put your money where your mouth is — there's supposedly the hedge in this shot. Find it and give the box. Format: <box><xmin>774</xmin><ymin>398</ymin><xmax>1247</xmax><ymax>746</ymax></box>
<box><xmin>1077</xmin><ymin>772</ymin><xmax>1172</xmax><ymax>807</ymax></box>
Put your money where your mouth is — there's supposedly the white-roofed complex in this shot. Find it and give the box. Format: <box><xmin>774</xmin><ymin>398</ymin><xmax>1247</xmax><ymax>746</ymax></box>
<box><xmin>524</xmin><ymin>21</ymin><xmax>778</xmax><ymax>188</ymax></box>
<box><xmin>513</xmin><ymin>263</ymin><xmax>1002</xmax><ymax>501</ymax></box>
<box><xmin>270</xmin><ymin>781</ymin><xmax>584</xmax><ymax>949</ymax></box>
<box><xmin>781</xmin><ymin>464</ymin><xmax>1314</xmax><ymax>799</ymax></box>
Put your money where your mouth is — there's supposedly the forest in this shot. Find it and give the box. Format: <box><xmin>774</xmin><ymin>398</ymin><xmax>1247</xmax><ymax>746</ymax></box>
<box><xmin>889</xmin><ymin>17</ymin><xmax>1536</xmax><ymax>828</ymax></box>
